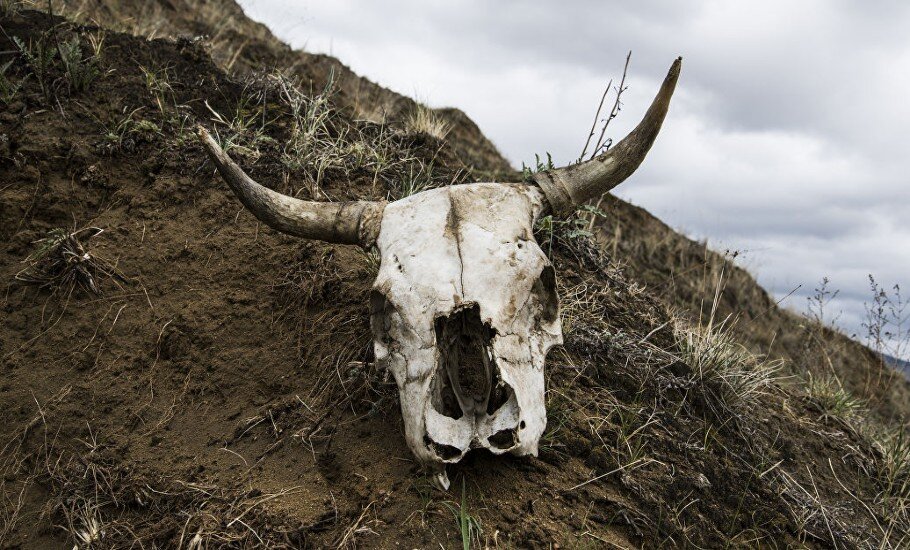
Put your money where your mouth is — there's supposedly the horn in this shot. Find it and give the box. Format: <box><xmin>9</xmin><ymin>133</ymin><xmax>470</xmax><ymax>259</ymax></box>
<box><xmin>533</xmin><ymin>57</ymin><xmax>681</xmax><ymax>216</ymax></box>
<box><xmin>197</xmin><ymin>127</ymin><xmax>385</xmax><ymax>248</ymax></box>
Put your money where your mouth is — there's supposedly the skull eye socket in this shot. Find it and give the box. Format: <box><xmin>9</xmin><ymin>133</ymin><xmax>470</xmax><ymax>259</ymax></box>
<box><xmin>533</xmin><ymin>265</ymin><xmax>558</xmax><ymax>324</ymax></box>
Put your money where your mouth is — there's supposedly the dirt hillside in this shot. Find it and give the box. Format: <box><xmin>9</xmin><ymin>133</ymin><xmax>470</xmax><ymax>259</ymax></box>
<box><xmin>1</xmin><ymin>3</ymin><xmax>908</xmax><ymax>548</ymax></box>
<box><xmin>59</xmin><ymin>0</ymin><xmax>910</xmax><ymax>422</ymax></box>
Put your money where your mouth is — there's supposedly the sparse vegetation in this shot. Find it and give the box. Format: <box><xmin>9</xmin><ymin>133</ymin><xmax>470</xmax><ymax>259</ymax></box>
<box><xmin>136</xmin><ymin>63</ymin><xmax>194</xmax><ymax>145</ymax></box>
<box><xmin>395</xmin><ymin>157</ymin><xmax>437</xmax><ymax>198</ymax></box>
<box><xmin>12</xmin><ymin>24</ymin><xmax>102</xmax><ymax>101</ymax></box>
<box><xmin>805</xmin><ymin>373</ymin><xmax>865</xmax><ymax>421</ymax></box>
<box><xmin>202</xmin><ymin>70</ymin><xmax>458</xmax><ymax>199</ymax></box>
<box><xmin>14</xmin><ymin>227</ymin><xmax>120</xmax><ymax>295</ymax></box>
<box><xmin>674</xmin><ymin>317</ymin><xmax>782</xmax><ymax>411</ymax></box>
<box><xmin>272</xmin><ymin>72</ymin><xmax>342</xmax><ymax>187</ymax></box>
<box><xmin>0</xmin><ymin>59</ymin><xmax>23</xmax><ymax>105</ymax></box>
<box><xmin>140</xmin><ymin>64</ymin><xmax>177</xmax><ymax>116</ymax></box>
<box><xmin>38</xmin><ymin>441</ymin><xmax>305</xmax><ymax>548</ymax></box>
<box><xmin>864</xmin><ymin>276</ymin><xmax>910</xmax><ymax>383</ymax></box>
<box><xmin>13</xmin><ymin>33</ymin><xmax>56</xmax><ymax>99</ymax></box>
<box><xmin>441</xmin><ymin>480</ymin><xmax>483</xmax><ymax>550</ymax></box>
<box><xmin>98</xmin><ymin>106</ymin><xmax>161</xmax><ymax>154</ymax></box>
<box><xmin>405</xmin><ymin>103</ymin><xmax>450</xmax><ymax>140</ymax></box>
<box><xmin>874</xmin><ymin>427</ymin><xmax>910</xmax><ymax>533</ymax></box>
<box><xmin>205</xmin><ymin>89</ymin><xmax>276</xmax><ymax>162</ymax></box>
<box><xmin>578</xmin><ymin>51</ymin><xmax>631</xmax><ymax>163</ymax></box>
<box><xmin>521</xmin><ymin>151</ymin><xmax>555</xmax><ymax>181</ymax></box>
<box><xmin>56</xmin><ymin>34</ymin><xmax>99</xmax><ymax>93</ymax></box>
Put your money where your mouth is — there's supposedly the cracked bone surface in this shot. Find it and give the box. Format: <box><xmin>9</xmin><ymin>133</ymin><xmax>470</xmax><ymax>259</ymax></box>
<box><xmin>370</xmin><ymin>183</ymin><xmax>562</xmax><ymax>476</ymax></box>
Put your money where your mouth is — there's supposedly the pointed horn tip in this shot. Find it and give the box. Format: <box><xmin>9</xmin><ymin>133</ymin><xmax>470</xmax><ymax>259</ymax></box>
<box><xmin>196</xmin><ymin>126</ymin><xmax>227</xmax><ymax>162</ymax></box>
<box><xmin>667</xmin><ymin>57</ymin><xmax>682</xmax><ymax>82</ymax></box>
<box><xmin>196</xmin><ymin>125</ymin><xmax>214</xmax><ymax>146</ymax></box>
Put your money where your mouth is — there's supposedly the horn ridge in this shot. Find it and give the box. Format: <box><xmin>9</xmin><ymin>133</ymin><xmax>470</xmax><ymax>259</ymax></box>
<box><xmin>197</xmin><ymin>127</ymin><xmax>384</xmax><ymax>248</ymax></box>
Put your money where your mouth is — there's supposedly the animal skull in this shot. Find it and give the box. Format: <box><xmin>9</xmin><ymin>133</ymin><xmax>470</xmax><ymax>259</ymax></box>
<box><xmin>371</xmin><ymin>183</ymin><xmax>561</xmax><ymax>487</ymax></box>
<box><xmin>198</xmin><ymin>58</ymin><xmax>680</xmax><ymax>488</ymax></box>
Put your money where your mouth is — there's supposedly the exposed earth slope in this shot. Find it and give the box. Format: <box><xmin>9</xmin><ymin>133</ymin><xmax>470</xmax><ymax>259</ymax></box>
<box><xmin>1</xmin><ymin>3</ymin><xmax>908</xmax><ymax>548</ymax></box>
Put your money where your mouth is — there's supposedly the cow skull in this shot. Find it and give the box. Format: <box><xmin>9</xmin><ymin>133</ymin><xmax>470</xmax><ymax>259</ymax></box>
<box><xmin>198</xmin><ymin>58</ymin><xmax>680</xmax><ymax>489</ymax></box>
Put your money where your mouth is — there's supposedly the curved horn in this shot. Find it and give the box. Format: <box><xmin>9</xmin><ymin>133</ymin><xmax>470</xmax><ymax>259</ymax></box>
<box><xmin>533</xmin><ymin>57</ymin><xmax>681</xmax><ymax>216</ymax></box>
<box><xmin>197</xmin><ymin>127</ymin><xmax>385</xmax><ymax>248</ymax></box>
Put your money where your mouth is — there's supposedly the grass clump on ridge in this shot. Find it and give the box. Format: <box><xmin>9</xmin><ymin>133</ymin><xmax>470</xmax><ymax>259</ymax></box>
<box><xmin>202</xmin><ymin>70</ymin><xmax>457</xmax><ymax>201</ymax></box>
<box><xmin>673</xmin><ymin>317</ymin><xmax>782</xmax><ymax>412</ymax></box>
<box><xmin>804</xmin><ymin>374</ymin><xmax>866</xmax><ymax>422</ymax></box>
<box><xmin>404</xmin><ymin>103</ymin><xmax>451</xmax><ymax>140</ymax></box>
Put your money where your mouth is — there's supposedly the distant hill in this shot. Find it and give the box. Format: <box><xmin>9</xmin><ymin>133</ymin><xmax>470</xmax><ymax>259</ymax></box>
<box><xmin>886</xmin><ymin>354</ymin><xmax>910</xmax><ymax>379</ymax></box>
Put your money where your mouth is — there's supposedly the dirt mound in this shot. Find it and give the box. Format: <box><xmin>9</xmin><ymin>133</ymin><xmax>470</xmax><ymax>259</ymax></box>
<box><xmin>1</xmin><ymin>5</ymin><xmax>908</xmax><ymax>548</ymax></box>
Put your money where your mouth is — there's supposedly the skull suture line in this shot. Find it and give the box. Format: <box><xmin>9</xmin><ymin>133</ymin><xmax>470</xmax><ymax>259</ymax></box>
<box><xmin>199</xmin><ymin>58</ymin><xmax>680</xmax><ymax>489</ymax></box>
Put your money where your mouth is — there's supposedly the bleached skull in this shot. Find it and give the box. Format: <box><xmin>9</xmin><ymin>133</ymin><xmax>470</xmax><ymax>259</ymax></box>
<box><xmin>198</xmin><ymin>59</ymin><xmax>680</xmax><ymax>487</ymax></box>
<box><xmin>370</xmin><ymin>183</ymin><xmax>562</xmax><ymax>481</ymax></box>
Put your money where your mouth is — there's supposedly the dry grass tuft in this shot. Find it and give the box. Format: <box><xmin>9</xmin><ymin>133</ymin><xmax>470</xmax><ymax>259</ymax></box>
<box><xmin>804</xmin><ymin>374</ymin><xmax>866</xmax><ymax>422</ymax></box>
<box><xmin>673</xmin><ymin>317</ymin><xmax>782</xmax><ymax>412</ymax></box>
<box><xmin>404</xmin><ymin>104</ymin><xmax>450</xmax><ymax>140</ymax></box>
<box><xmin>14</xmin><ymin>227</ymin><xmax>122</xmax><ymax>295</ymax></box>
<box><xmin>874</xmin><ymin>427</ymin><xmax>910</xmax><ymax>539</ymax></box>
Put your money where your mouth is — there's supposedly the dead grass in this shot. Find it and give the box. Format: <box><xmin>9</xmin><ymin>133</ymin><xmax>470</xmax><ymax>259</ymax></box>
<box><xmin>14</xmin><ymin>227</ymin><xmax>122</xmax><ymax>296</ymax></box>
<box><xmin>804</xmin><ymin>373</ymin><xmax>866</xmax><ymax>422</ymax></box>
<box><xmin>777</xmin><ymin>468</ymin><xmax>855</xmax><ymax>547</ymax></box>
<box><xmin>405</xmin><ymin>104</ymin><xmax>450</xmax><ymax>140</ymax></box>
<box><xmin>0</xmin><ymin>395</ymin><xmax>309</xmax><ymax>548</ymax></box>
<box><xmin>673</xmin><ymin>317</ymin><xmax>783</xmax><ymax>412</ymax></box>
<box><xmin>873</xmin><ymin>427</ymin><xmax>910</xmax><ymax>542</ymax></box>
<box><xmin>203</xmin><ymin>71</ymin><xmax>459</xmax><ymax>201</ymax></box>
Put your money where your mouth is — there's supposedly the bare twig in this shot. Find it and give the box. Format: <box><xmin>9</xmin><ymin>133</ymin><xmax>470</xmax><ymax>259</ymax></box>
<box><xmin>590</xmin><ymin>51</ymin><xmax>631</xmax><ymax>161</ymax></box>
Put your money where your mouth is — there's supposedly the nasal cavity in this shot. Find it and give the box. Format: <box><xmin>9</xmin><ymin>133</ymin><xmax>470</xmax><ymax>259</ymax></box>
<box><xmin>424</xmin><ymin>434</ymin><xmax>462</xmax><ymax>461</ymax></box>
<box><xmin>434</xmin><ymin>304</ymin><xmax>497</xmax><ymax>419</ymax></box>
<box><xmin>488</xmin><ymin>428</ymin><xmax>517</xmax><ymax>450</ymax></box>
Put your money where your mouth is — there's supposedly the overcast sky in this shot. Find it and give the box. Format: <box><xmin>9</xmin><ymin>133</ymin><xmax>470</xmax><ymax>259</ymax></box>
<box><xmin>237</xmin><ymin>0</ymin><xmax>910</xmax><ymax>350</ymax></box>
